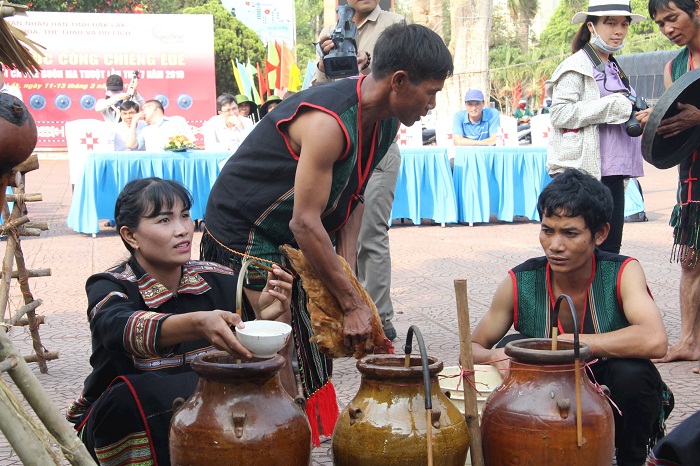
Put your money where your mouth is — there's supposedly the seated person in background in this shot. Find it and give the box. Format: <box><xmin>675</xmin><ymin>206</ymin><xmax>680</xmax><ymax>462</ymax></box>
<box><xmin>471</xmin><ymin>169</ymin><xmax>670</xmax><ymax>466</ymax></box>
<box><xmin>66</xmin><ymin>177</ymin><xmax>293</xmax><ymax>465</ymax></box>
<box><xmin>235</xmin><ymin>94</ymin><xmax>259</xmax><ymax>123</ymax></box>
<box><xmin>112</xmin><ymin>100</ymin><xmax>145</xmax><ymax>151</ymax></box>
<box><xmin>452</xmin><ymin>89</ymin><xmax>500</xmax><ymax>146</ymax></box>
<box><xmin>126</xmin><ymin>99</ymin><xmax>194</xmax><ymax>152</ymax></box>
<box><xmin>95</xmin><ymin>74</ymin><xmax>144</xmax><ymax>124</ymax></box>
<box><xmin>259</xmin><ymin>94</ymin><xmax>282</xmax><ymax>119</ymax></box>
<box><xmin>203</xmin><ymin>93</ymin><xmax>253</xmax><ymax>152</ymax></box>
<box><xmin>540</xmin><ymin>98</ymin><xmax>552</xmax><ymax>114</ymax></box>
<box><xmin>514</xmin><ymin>98</ymin><xmax>533</xmax><ymax>125</ymax></box>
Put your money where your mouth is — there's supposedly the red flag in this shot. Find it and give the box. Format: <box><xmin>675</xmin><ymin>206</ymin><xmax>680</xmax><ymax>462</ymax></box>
<box><xmin>257</xmin><ymin>61</ymin><xmax>269</xmax><ymax>100</ymax></box>
<box><xmin>266</xmin><ymin>40</ymin><xmax>282</xmax><ymax>90</ymax></box>
<box><xmin>539</xmin><ymin>75</ymin><xmax>547</xmax><ymax>105</ymax></box>
<box><xmin>512</xmin><ymin>82</ymin><xmax>522</xmax><ymax>109</ymax></box>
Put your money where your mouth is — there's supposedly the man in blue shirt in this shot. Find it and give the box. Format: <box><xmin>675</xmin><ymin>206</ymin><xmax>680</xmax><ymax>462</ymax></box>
<box><xmin>453</xmin><ymin>89</ymin><xmax>500</xmax><ymax>146</ymax></box>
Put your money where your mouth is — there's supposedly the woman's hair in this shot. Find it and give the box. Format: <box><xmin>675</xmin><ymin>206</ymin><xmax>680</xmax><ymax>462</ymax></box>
<box><xmin>649</xmin><ymin>0</ymin><xmax>698</xmax><ymax>19</ymax></box>
<box><xmin>114</xmin><ymin>177</ymin><xmax>193</xmax><ymax>254</ymax></box>
<box><xmin>537</xmin><ymin>169</ymin><xmax>613</xmax><ymax>238</ymax></box>
<box><xmin>571</xmin><ymin>15</ymin><xmax>633</xmax><ymax>53</ymax></box>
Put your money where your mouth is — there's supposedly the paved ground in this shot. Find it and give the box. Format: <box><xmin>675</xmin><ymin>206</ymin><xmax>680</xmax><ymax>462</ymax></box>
<box><xmin>0</xmin><ymin>158</ymin><xmax>697</xmax><ymax>465</ymax></box>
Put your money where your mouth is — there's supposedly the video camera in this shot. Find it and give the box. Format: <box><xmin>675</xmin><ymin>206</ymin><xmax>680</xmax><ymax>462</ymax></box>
<box><xmin>114</xmin><ymin>70</ymin><xmax>140</xmax><ymax>110</ymax></box>
<box><xmin>126</xmin><ymin>70</ymin><xmax>140</xmax><ymax>100</ymax></box>
<box><xmin>623</xmin><ymin>93</ymin><xmax>648</xmax><ymax>137</ymax></box>
<box><xmin>323</xmin><ymin>5</ymin><xmax>359</xmax><ymax>79</ymax></box>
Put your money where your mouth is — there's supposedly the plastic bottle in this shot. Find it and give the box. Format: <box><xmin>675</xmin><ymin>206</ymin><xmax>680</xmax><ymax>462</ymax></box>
<box><xmin>496</xmin><ymin>127</ymin><xmax>504</xmax><ymax>146</ymax></box>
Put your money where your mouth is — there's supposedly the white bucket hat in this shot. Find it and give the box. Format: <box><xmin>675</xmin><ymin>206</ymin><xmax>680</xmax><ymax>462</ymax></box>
<box><xmin>572</xmin><ymin>0</ymin><xmax>645</xmax><ymax>24</ymax></box>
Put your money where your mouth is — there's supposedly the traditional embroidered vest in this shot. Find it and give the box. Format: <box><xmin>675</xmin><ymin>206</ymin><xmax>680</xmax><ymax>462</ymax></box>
<box><xmin>205</xmin><ymin>76</ymin><xmax>399</xmax><ymax>264</ymax></box>
<box><xmin>669</xmin><ymin>47</ymin><xmax>700</xmax><ymax>258</ymax></box>
<box><xmin>510</xmin><ymin>250</ymin><xmax>632</xmax><ymax>337</ymax></box>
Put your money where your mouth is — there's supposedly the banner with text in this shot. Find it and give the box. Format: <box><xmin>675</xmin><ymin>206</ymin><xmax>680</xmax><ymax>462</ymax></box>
<box><xmin>5</xmin><ymin>12</ymin><xmax>216</xmax><ymax>149</ymax></box>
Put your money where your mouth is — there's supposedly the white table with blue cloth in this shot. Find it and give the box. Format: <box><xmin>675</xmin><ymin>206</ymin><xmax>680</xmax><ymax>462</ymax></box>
<box><xmin>452</xmin><ymin>146</ymin><xmax>552</xmax><ymax>225</ymax></box>
<box><xmin>67</xmin><ymin>151</ymin><xmax>231</xmax><ymax>235</ymax></box>
<box><xmin>391</xmin><ymin>147</ymin><xmax>458</xmax><ymax>225</ymax></box>
<box><xmin>392</xmin><ymin>146</ymin><xmax>646</xmax><ymax>226</ymax></box>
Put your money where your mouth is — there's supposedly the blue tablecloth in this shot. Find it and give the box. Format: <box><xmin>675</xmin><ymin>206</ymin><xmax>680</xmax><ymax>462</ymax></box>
<box><xmin>67</xmin><ymin>151</ymin><xmax>231</xmax><ymax>235</ymax></box>
<box><xmin>453</xmin><ymin>146</ymin><xmax>551</xmax><ymax>224</ymax></box>
<box><xmin>391</xmin><ymin>147</ymin><xmax>458</xmax><ymax>224</ymax></box>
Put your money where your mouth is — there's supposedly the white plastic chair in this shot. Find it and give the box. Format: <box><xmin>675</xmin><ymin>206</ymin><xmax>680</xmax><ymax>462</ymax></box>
<box><xmin>530</xmin><ymin>114</ymin><xmax>552</xmax><ymax>147</ymax></box>
<box><xmin>499</xmin><ymin>115</ymin><xmax>519</xmax><ymax>147</ymax></box>
<box><xmin>397</xmin><ymin>123</ymin><xmax>423</xmax><ymax>148</ymax></box>
<box><xmin>65</xmin><ymin>119</ymin><xmax>113</xmax><ymax>185</ymax></box>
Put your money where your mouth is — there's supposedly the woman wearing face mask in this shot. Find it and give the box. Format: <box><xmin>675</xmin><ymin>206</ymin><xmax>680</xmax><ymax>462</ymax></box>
<box><xmin>545</xmin><ymin>0</ymin><xmax>646</xmax><ymax>254</ymax></box>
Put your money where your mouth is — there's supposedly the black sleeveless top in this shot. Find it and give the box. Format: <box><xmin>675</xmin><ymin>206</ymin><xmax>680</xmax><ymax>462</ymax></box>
<box><xmin>204</xmin><ymin>76</ymin><xmax>399</xmax><ymax>264</ymax></box>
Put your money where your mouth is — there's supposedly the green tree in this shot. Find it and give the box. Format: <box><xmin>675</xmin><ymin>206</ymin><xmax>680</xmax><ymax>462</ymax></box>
<box><xmin>295</xmin><ymin>0</ymin><xmax>324</xmax><ymax>79</ymax></box>
<box><xmin>507</xmin><ymin>0</ymin><xmax>539</xmax><ymax>52</ymax></box>
<box><xmin>183</xmin><ymin>1</ymin><xmax>266</xmax><ymax>96</ymax></box>
<box><xmin>538</xmin><ymin>0</ymin><xmax>677</xmax><ymax>54</ymax></box>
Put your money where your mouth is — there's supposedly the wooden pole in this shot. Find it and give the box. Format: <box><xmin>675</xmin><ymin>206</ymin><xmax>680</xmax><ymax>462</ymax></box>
<box><xmin>23</xmin><ymin>350</ymin><xmax>59</xmax><ymax>364</ymax></box>
<box><xmin>0</xmin><ymin>331</ymin><xmax>97</xmax><ymax>465</ymax></box>
<box><xmin>14</xmin><ymin>236</ymin><xmax>48</xmax><ymax>372</ymax></box>
<box><xmin>0</xmin><ymin>378</ymin><xmax>63</xmax><ymax>465</ymax></box>
<box><xmin>575</xmin><ymin>359</ymin><xmax>583</xmax><ymax>447</ymax></box>
<box><xmin>426</xmin><ymin>408</ymin><xmax>434</xmax><ymax>466</ymax></box>
<box><xmin>454</xmin><ymin>278</ymin><xmax>485</xmax><ymax>466</ymax></box>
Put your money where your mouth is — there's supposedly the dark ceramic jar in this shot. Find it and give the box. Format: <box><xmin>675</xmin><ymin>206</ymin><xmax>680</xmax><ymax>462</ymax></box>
<box><xmin>332</xmin><ymin>354</ymin><xmax>469</xmax><ymax>466</ymax></box>
<box><xmin>481</xmin><ymin>339</ymin><xmax>614</xmax><ymax>466</ymax></box>
<box><xmin>169</xmin><ymin>352</ymin><xmax>311</xmax><ymax>465</ymax></box>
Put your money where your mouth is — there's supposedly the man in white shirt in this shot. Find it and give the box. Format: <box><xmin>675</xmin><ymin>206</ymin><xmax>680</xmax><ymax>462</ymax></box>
<box><xmin>0</xmin><ymin>67</ymin><xmax>22</xmax><ymax>100</ymax></box>
<box><xmin>203</xmin><ymin>94</ymin><xmax>253</xmax><ymax>152</ymax></box>
<box><xmin>95</xmin><ymin>74</ymin><xmax>144</xmax><ymax>124</ymax></box>
<box><xmin>112</xmin><ymin>100</ymin><xmax>146</xmax><ymax>151</ymax></box>
<box><xmin>126</xmin><ymin>99</ymin><xmax>194</xmax><ymax>152</ymax></box>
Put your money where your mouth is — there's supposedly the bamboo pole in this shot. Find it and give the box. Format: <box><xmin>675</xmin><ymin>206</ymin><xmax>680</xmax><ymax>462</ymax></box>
<box><xmin>24</xmin><ymin>350</ymin><xmax>59</xmax><ymax>364</ymax></box>
<box><xmin>14</xmin><ymin>233</ymin><xmax>48</xmax><ymax>372</ymax></box>
<box><xmin>454</xmin><ymin>278</ymin><xmax>485</xmax><ymax>466</ymax></box>
<box><xmin>7</xmin><ymin>298</ymin><xmax>41</xmax><ymax>325</ymax></box>
<box><xmin>0</xmin><ymin>377</ymin><xmax>62</xmax><ymax>465</ymax></box>
<box><xmin>426</xmin><ymin>408</ymin><xmax>433</xmax><ymax>466</ymax></box>
<box><xmin>0</xmin><ymin>331</ymin><xmax>97</xmax><ymax>465</ymax></box>
<box><xmin>575</xmin><ymin>359</ymin><xmax>583</xmax><ymax>447</ymax></box>
<box><xmin>3</xmin><ymin>267</ymin><xmax>51</xmax><ymax>279</ymax></box>
<box><xmin>14</xmin><ymin>314</ymin><xmax>44</xmax><ymax>326</ymax></box>
<box><xmin>0</xmin><ymin>227</ymin><xmax>16</xmax><ymax>322</ymax></box>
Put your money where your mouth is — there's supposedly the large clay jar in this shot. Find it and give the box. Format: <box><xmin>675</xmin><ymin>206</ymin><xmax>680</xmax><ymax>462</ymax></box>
<box><xmin>481</xmin><ymin>339</ymin><xmax>614</xmax><ymax>466</ymax></box>
<box><xmin>0</xmin><ymin>94</ymin><xmax>36</xmax><ymax>173</ymax></box>
<box><xmin>169</xmin><ymin>352</ymin><xmax>311</xmax><ymax>466</ymax></box>
<box><xmin>332</xmin><ymin>354</ymin><xmax>469</xmax><ymax>465</ymax></box>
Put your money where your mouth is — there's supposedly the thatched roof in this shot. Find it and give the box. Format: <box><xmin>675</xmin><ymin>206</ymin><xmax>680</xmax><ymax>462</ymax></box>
<box><xmin>0</xmin><ymin>1</ymin><xmax>44</xmax><ymax>74</ymax></box>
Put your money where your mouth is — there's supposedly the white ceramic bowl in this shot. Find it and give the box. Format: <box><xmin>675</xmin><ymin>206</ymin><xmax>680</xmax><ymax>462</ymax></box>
<box><xmin>236</xmin><ymin>320</ymin><xmax>292</xmax><ymax>359</ymax></box>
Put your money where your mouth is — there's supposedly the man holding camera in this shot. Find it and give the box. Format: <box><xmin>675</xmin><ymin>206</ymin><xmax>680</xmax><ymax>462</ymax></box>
<box><xmin>312</xmin><ymin>0</ymin><xmax>404</xmax><ymax>341</ymax></box>
<box><xmin>95</xmin><ymin>73</ymin><xmax>144</xmax><ymax>124</ymax></box>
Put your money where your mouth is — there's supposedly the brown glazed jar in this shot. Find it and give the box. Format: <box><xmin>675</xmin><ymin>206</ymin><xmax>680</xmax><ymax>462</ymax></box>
<box><xmin>169</xmin><ymin>352</ymin><xmax>311</xmax><ymax>466</ymax></box>
<box><xmin>332</xmin><ymin>354</ymin><xmax>469</xmax><ymax>466</ymax></box>
<box><xmin>481</xmin><ymin>339</ymin><xmax>614</xmax><ymax>466</ymax></box>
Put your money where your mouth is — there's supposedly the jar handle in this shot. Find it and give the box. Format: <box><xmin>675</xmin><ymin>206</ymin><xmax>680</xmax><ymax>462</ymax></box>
<box><xmin>232</xmin><ymin>412</ymin><xmax>247</xmax><ymax>439</ymax></box>
<box><xmin>348</xmin><ymin>403</ymin><xmax>362</xmax><ymax>426</ymax></box>
<box><xmin>404</xmin><ymin>325</ymin><xmax>435</xmax><ymax>464</ymax></box>
<box><xmin>235</xmin><ymin>258</ymin><xmax>257</xmax><ymax>318</ymax></box>
<box><xmin>551</xmin><ymin>294</ymin><xmax>580</xmax><ymax>360</ymax></box>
